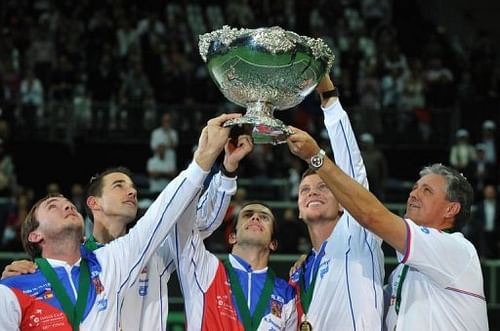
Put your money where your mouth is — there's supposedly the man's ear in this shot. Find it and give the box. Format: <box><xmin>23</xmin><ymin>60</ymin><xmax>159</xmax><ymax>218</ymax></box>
<box><xmin>228</xmin><ymin>232</ymin><xmax>237</xmax><ymax>245</ymax></box>
<box><xmin>269</xmin><ymin>239</ymin><xmax>278</xmax><ymax>252</ymax></box>
<box><xmin>445</xmin><ymin>202</ymin><xmax>461</xmax><ymax>218</ymax></box>
<box><xmin>86</xmin><ymin>196</ymin><xmax>98</xmax><ymax>210</ymax></box>
<box><xmin>28</xmin><ymin>231</ymin><xmax>43</xmax><ymax>244</ymax></box>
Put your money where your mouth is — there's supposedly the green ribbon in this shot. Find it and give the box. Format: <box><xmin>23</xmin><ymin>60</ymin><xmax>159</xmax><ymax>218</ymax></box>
<box><xmin>395</xmin><ymin>265</ymin><xmax>409</xmax><ymax>314</ymax></box>
<box><xmin>35</xmin><ymin>258</ymin><xmax>91</xmax><ymax>331</ymax></box>
<box><xmin>84</xmin><ymin>234</ymin><xmax>100</xmax><ymax>251</ymax></box>
<box><xmin>298</xmin><ymin>256</ymin><xmax>320</xmax><ymax>315</ymax></box>
<box><xmin>299</xmin><ymin>249</ymin><xmax>326</xmax><ymax>315</ymax></box>
<box><xmin>223</xmin><ymin>260</ymin><xmax>275</xmax><ymax>331</ymax></box>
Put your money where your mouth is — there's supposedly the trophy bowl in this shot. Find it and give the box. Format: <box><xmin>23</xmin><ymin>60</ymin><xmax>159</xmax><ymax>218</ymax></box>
<box><xmin>199</xmin><ymin>25</ymin><xmax>334</xmax><ymax>144</ymax></box>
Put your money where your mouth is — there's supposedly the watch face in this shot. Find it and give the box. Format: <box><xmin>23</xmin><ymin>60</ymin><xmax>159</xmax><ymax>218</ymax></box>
<box><xmin>310</xmin><ymin>149</ymin><xmax>325</xmax><ymax>169</ymax></box>
<box><xmin>311</xmin><ymin>155</ymin><xmax>323</xmax><ymax>168</ymax></box>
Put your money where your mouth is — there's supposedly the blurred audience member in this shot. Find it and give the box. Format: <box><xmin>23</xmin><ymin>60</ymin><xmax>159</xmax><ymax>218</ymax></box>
<box><xmin>357</xmin><ymin>62</ymin><xmax>382</xmax><ymax>136</ymax></box>
<box><xmin>449</xmin><ymin>129</ymin><xmax>477</xmax><ymax>178</ymax></box>
<box><xmin>19</xmin><ymin>69</ymin><xmax>44</xmax><ymax>133</ymax></box>
<box><xmin>150</xmin><ymin>112</ymin><xmax>179</xmax><ymax>153</ymax></box>
<box><xmin>70</xmin><ymin>182</ymin><xmax>86</xmax><ymax>216</ymax></box>
<box><xmin>481</xmin><ymin>120</ymin><xmax>497</xmax><ymax>166</ymax></box>
<box><xmin>471</xmin><ymin>144</ymin><xmax>498</xmax><ymax>199</ymax></box>
<box><xmin>45</xmin><ymin>182</ymin><xmax>61</xmax><ymax>195</ymax></box>
<box><xmin>424</xmin><ymin>56</ymin><xmax>455</xmax><ymax>108</ymax></box>
<box><xmin>0</xmin><ymin>138</ymin><xmax>17</xmax><ymax>245</ymax></box>
<box><xmin>87</xmin><ymin>53</ymin><xmax>119</xmax><ymax>132</ymax></box>
<box><xmin>359</xmin><ymin>132</ymin><xmax>388</xmax><ymax>201</ymax></box>
<box><xmin>475</xmin><ymin>184</ymin><xmax>500</xmax><ymax>259</ymax></box>
<box><xmin>119</xmin><ymin>62</ymin><xmax>153</xmax><ymax>132</ymax></box>
<box><xmin>1</xmin><ymin>188</ymin><xmax>33</xmax><ymax>250</ymax></box>
<box><xmin>147</xmin><ymin>143</ymin><xmax>177</xmax><ymax>193</ymax></box>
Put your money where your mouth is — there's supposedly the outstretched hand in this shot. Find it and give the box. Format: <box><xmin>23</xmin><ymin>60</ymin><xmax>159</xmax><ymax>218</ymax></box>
<box><xmin>223</xmin><ymin>134</ymin><xmax>254</xmax><ymax>173</ymax></box>
<box><xmin>194</xmin><ymin>113</ymin><xmax>242</xmax><ymax>171</ymax></box>
<box><xmin>286</xmin><ymin>126</ymin><xmax>321</xmax><ymax>162</ymax></box>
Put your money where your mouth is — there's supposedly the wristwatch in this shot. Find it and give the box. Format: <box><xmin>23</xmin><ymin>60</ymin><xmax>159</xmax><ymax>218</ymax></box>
<box><xmin>309</xmin><ymin>149</ymin><xmax>326</xmax><ymax>170</ymax></box>
<box><xmin>320</xmin><ymin>88</ymin><xmax>339</xmax><ymax>99</ymax></box>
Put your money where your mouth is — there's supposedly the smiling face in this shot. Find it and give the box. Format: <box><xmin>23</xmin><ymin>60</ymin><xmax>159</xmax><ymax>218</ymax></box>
<box><xmin>229</xmin><ymin>203</ymin><xmax>276</xmax><ymax>250</ymax></box>
<box><xmin>95</xmin><ymin>172</ymin><xmax>138</xmax><ymax>224</ymax></box>
<box><xmin>405</xmin><ymin>173</ymin><xmax>455</xmax><ymax>227</ymax></box>
<box><xmin>298</xmin><ymin>173</ymin><xmax>341</xmax><ymax>223</ymax></box>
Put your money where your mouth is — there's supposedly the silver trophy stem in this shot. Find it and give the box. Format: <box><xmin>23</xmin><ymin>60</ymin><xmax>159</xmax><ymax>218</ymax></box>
<box><xmin>223</xmin><ymin>101</ymin><xmax>292</xmax><ymax>145</ymax></box>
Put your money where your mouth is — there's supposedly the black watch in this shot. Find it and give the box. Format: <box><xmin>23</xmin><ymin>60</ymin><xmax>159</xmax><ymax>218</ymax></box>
<box><xmin>309</xmin><ymin>149</ymin><xmax>326</xmax><ymax>170</ymax></box>
<box><xmin>321</xmin><ymin>88</ymin><xmax>339</xmax><ymax>99</ymax></box>
<box><xmin>221</xmin><ymin>164</ymin><xmax>238</xmax><ymax>178</ymax></box>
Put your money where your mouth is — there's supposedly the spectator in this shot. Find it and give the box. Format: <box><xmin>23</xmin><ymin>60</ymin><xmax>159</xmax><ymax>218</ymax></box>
<box><xmin>150</xmin><ymin>112</ymin><xmax>179</xmax><ymax>152</ymax></box>
<box><xmin>0</xmin><ymin>138</ymin><xmax>17</xmax><ymax>245</ymax></box>
<box><xmin>481</xmin><ymin>120</ymin><xmax>497</xmax><ymax>166</ymax></box>
<box><xmin>475</xmin><ymin>184</ymin><xmax>500</xmax><ymax>259</ymax></box>
<box><xmin>423</xmin><ymin>56</ymin><xmax>455</xmax><ymax>108</ymax></box>
<box><xmin>19</xmin><ymin>69</ymin><xmax>44</xmax><ymax>133</ymax></box>
<box><xmin>357</xmin><ymin>62</ymin><xmax>382</xmax><ymax>136</ymax></box>
<box><xmin>146</xmin><ymin>143</ymin><xmax>177</xmax><ymax>193</ymax></box>
<box><xmin>70</xmin><ymin>183</ymin><xmax>86</xmax><ymax>217</ymax></box>
<box><xmin>399</xmin><ymin>59</ymin><xmax>429</xmax><ymax>142</ymax></box>
<box><xmin>1</xmin><ymin>189</ymin><xmax>33</xmax><ymax>250</ymax></box>
<box><xmin>359</xmin><ymin>132</ymin><xmax>388</xmax><ymax>201</ymax></box>
<box><xmin>119</xmin><ymin>62</ymin><xmax>153</xmax><ymax>133</ymax></box>
<box><xmin>470</xmin><ymin>144</ymin><xmax>498</xmax><ymax>199</ymax></box>
<box><xmin>449</xmin><ymin>129</ymin><xmax>477</xmax><ymax>178</ymax></box>
<box><xmin>87</xmin><ymin>53</ymin><xmax>119</xmax><ymax>132</ymax></box>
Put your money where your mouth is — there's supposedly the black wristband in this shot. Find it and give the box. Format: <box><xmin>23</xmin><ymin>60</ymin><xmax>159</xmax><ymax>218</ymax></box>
<box><xmin>221</xmin><ymin>164</ymin><xmax>238</xmax><ymax>178</ymax></box>
<box><xmin>321</xmin><ymin>88</ymin><xmax>339</xmax><ymax>99</ymax></box>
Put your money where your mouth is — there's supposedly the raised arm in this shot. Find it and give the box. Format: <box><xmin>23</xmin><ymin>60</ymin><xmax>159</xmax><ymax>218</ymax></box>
<box><xmin>97</xmin><ymin>113</ymin><xmax>243</xmax><ymax>289</ymax></box>
<box><xmin>287</xmin><ymin>127</ymin><xmax>406</xmax><ymax>253</ymax></box>
<box><xmin>317</xmin><ymin>74</ymin><xmax>368</xmax><ymax>187</ymax></box>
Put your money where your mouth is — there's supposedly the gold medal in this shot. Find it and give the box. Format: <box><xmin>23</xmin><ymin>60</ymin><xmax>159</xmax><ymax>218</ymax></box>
<box><xmin>300</xmin><ymin>320</ymin><xmax>313</xmax><ymax>331</ymax></box>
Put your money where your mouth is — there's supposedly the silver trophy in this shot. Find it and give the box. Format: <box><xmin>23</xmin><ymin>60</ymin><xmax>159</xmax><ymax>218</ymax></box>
<box><xmin>199</xmin><ymin>25</ymin><xmax>334</xmax><ymax>144</ymax></box>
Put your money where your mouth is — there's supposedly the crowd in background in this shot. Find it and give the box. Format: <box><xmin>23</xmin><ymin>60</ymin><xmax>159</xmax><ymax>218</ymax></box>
<box><xmin>0</xmin><ymin>0</ymin><xmax>499</xmax><ymax>257</ymax></box>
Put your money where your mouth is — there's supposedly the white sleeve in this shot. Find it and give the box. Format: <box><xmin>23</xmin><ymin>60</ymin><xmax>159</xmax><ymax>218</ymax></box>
<box><xmin>196</xmin><ymin>172</ymin><xmax>237</xmax><ymax>239</ymax></box>
<box><xmin>322</xmin><ymin>99</ymin><xmax>368</xmax><ymax>188</ymax></box>
<box><xmin>168</xmin><ymin>173</ymin><xmax>232</xmax><ymax>290</ymax></box>
<box><xmin>398</xmin><ymin>219</ymin><xmax>477</xmax><ymax>287</ymax></box>
<box><xmin>169</xmin><ymin>203</ymin><xmax>220</xmax><ymax>293</ymax></box>
<box><xmin>0</xmin><ymin>285</ymin><xmax>21</xmax><ymax>330</ymax></box>
<box><xmin>96</xmin><ymin>161</ymin><xmax>208</xmax><ymax>291</ymax></box>
<box><xmin>156</xmin><ymin>171</ymin><xmax>236</xmax><ymax>275</ymax></box>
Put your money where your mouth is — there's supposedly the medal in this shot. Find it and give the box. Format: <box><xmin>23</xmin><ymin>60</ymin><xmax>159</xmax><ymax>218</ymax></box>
<box><xmin>300</xmin><ymin>320</ymin><xmax>313</xmax><ymax>331</ymax></box>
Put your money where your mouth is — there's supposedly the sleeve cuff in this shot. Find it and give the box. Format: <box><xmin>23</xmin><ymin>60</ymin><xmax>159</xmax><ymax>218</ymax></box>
<box><xmin>322</xmin><ymin>98</ymin><xmax>346</xmax><ymax>125</ymax></box>
<box><xmin>186</xmin><ymin>161</ymin><xmax>210</xmax><ymax>187</ymax></box>
<box><xmin>219</xmin><ymin>173</ymin><xmax>237</xmax><ymax>195</ymax></box>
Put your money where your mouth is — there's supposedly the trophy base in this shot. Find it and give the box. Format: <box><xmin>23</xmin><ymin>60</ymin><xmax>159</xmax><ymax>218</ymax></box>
<box><xmin>224</xmin><ymin>116</ymin><xmax>292</xmax><ymax>145</ymax></box>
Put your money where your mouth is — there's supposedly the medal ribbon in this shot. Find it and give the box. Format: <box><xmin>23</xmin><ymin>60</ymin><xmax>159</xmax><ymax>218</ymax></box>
<box><xmin>35</xmin><ymin>258</ymin><xmax>91</xmax><ymax>331</ymax></box>
<box><xmin>223</xmin><ymin>260</ymin><xmax>276</xmax><ymax>331</ymax></box>
<box><xmin>84</xmin><ymin>234</ymin><xmax>100</xmax><ymax>251</ymax></box>
<box><xmin>298</xmin><ymin>248</ymin><xmax>324</xmax><ymax>315</ymax></box>
<box><xmin>395</xmin><ymin>265</ymin><xmax>409</xmax><ymax>314</ymax></box>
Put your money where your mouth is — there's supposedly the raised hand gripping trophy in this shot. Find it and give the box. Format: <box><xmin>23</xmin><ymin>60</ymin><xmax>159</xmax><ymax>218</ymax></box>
<box><xmin>199</xmin><ymin>25</ymin><xmax>334</xmax><ymax>145</ymax></box>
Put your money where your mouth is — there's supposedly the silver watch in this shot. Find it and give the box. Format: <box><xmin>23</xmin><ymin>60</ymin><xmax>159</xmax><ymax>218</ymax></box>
<box><xmin>309</xmin><ymin>149</ymin><xmax>326</xmax><ymax>170</ymax></box>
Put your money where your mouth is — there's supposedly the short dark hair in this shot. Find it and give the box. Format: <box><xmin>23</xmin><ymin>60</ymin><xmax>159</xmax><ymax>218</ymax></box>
<box><xmin>231</xmin><ymin>201</ymin><xmax>278</xmax><ymax>242</ymax></box>
<box><xmin>301</xmin><ymin>168</ymin><xmax>317</xmax><ymax>180</ymax></box>
<box><xmin>419</xmin><ymin>164</ymin><xmax>474</xmax><ymax>231</ymax></box>
<box><xmin>21</xmin><ymin>194</ymin><xmax>63</xmax><ymax>259</ymax></box>
<box><xmin>84</xmin><ymin>166</ymin><xmax>133</xmax><ymax>222</ymax></box>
